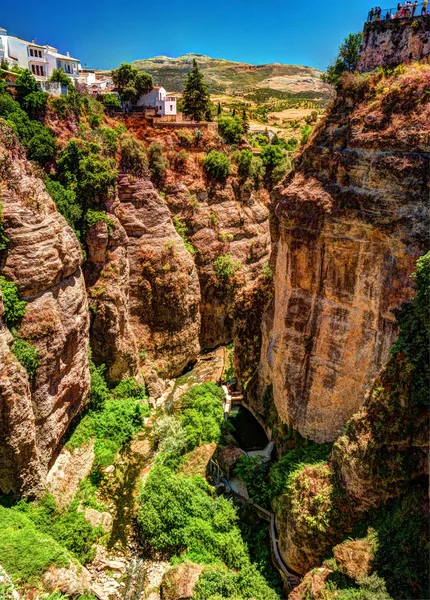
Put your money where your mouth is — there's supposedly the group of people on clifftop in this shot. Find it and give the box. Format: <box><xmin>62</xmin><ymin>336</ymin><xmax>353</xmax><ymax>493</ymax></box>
<box><xmin>368</xmin><ymin>0</ymin><xmax>428</xmax><ymax>21</ymax></box>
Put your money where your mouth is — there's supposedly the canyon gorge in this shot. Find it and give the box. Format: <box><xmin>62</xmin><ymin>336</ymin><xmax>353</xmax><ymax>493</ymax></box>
<box><xmin>0</xmin><ymin>15</ymin><xmax>429</xmax><ymax>600</ymax></box>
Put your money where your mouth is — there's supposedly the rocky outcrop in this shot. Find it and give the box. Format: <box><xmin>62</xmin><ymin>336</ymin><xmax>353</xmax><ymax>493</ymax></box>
<box><xmin>256</xmin><ymin>64</ymin><xmax>430</xmax><ymax>442</ymax></box>
<box><xmin>0</xmin><ymin>131</ymin><xmax>90</xmax><ymax>496</ymax></box>
<box><xmin>357</xmin><ymin>15</ymin><xmax>430</xmax><ymax>73</ymax></box>
<box><xmin>161</xmin><ymin>563</ymin><xmax>204</xmax><ymax>600</ymax></box>
<box><xmin>164</xmin><ymin>180</ymin><xmax>271</xmax><ymax>350</ymax></box>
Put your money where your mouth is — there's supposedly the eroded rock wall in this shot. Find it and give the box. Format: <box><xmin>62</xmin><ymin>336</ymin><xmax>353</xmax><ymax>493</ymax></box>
<box><xmin>357</xmin><ymin>15</ymin><xmax>430</xmax><ymax>73</ymax></box>
<box><xmin>0</xmin><ymin>131</ymin><xmax>90</xmax><ymax>496</ymax></box>
<box><xmin>256</xmin><ymin>65</ymin><xmax>430</xmax><ymax>442</ymax></box>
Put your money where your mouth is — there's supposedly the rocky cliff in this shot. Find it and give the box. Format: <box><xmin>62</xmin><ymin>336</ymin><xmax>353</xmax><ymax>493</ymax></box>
<box><xmin>0</xmin><ymin>123</ymin><xmax>90</xmax><ymax>497</ymax></box>
<box><xmin>357</xmin><ymin>15</ymin><xmax>430</xmax><ymax>73</ymax></box>
<box><xmin>254</xmin><ymin>63</ymin><xmax>429</xmax><ymax>443</ymax></box>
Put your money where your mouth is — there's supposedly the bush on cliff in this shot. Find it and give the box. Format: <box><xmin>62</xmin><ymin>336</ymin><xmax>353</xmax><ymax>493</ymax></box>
<box><xmin>217</xmin><ymin>116</ymin><xmax>244</xmax><ymax>144</ymax></box>
<box><xmin>180</xmin><ymin>382</ymin><xmax>225</xmax><ymax>450</ymax></box>
<box><xmin>213</xmin><ymin>253</ymin><xmax>241</xmax><ymax>282</ymax></box>
<box><xmin>0</xmin><ymin>276</ymin><xmax>26</xmax><ymax>329</ymax></box>
<box><xmin>391</xmin><ymin>251</ymin><xmax>429</xmax><ymax>406</ymax></box>
<box><xmin>46</xmin><ymin>179</ymin><xmax>82</xmax><ymax>234</ymax></box>
<box><xmin>203</xmin><ymin>150</ymin><xmax>231</xmax><ymax>182</ymax></box>
<box><xmin>119</xmin><ymin>133</ymin><xmax>148</xmax><ymax>176</ymax></box>
<box><xmin>66</xmin><ymin>361</ymin><xmax>149</xmax><ymax>467</ymax></box>
<box><xmin>0</xmin><ymin>505</ymin><xmax>70</xmax><ymax>585</ymax></box>
<box><xmin>137</xmin><ymin>465</ymin><xmax>249</xmax><ymax>568</ymax></box>
<box><xmin>148</xmin><ymin>142</ymin><xmax>168</xmax><ymax>185</ymax></box>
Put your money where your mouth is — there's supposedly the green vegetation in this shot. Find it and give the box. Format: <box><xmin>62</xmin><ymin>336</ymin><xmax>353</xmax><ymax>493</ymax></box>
<box><xmin>353</xmin><ymin>488</ymin><xmax>429</xmax><ymax>599</ymax></box>
<box><xmin>213</xmin><ymin>253</ymin><xmax>241</xmax><ymax>282</ymax></box>
<box><xmin>300</xmin><ymin>123</ymin><xmax>313</xmax><ymax>145</ymax></box>
<box><xmin>180</xmin><ymin>383</ymin><xmax>225</xmax><ymax>450</ymax></box>
<box><xmin>84</xmin><ymin>209</ymin><xmax>115</xmax><ymax>235</ymax></box>
<box><xmin>234</xmin><ymin>148</ymin><xmax>266</xmax><ymax>188</ymax></box>
<box><xmin>203</xmin><ymin>150</ymin><xmax>231</xmax><ymax>182</ymax></box>
<box><xmin>46</xmin><ymin>179</ymin><xmax>82</xmax><ymax>234</ymax></box>
<box><xmin>12</xmin><ymin>338</ymin><xmax>40</xmax><ymax>380</ymax></box>
<box><xmin>192</xmin><ymin>564</ymin><xmax>279</xmax><ymax>600</ymax></box>
<box><xmin>182</xmin><ymin>59</ymin><xmax>211</xmax><ymax>122</ymax></box>
<box><xmin>173</xmin><ymin>216</ymin><xmax>195</xmax><ymax>254</ymax></box>
<box><xmin>49</xmin><ymin>68</ymin><xmax>73</xmax><ymax>89</ymax></box>
<box><xmin>0</xmin><ymin>276</ymin><xmax>26</xmax><ymax>329</ymax></box>
<box><xmin>235</xmin><ymin>441</ymin><xmax>332</xmax><ymax>508</ymax></box>
<box><xmin>148</xmin><ymin>142</ymin><xmax>169</xmax><ymax>184</ymax></box>
<box><xmin>391</xmin><ymin>251</ymin><xmax>429</xmax><ymax>406</ymax></box>
<box><xmin>66</xmin><ymin>371</ymin><xmax>149</xmax><ymax>467</ymax></box>
<box><xmin>321</xmin><ymin>32</ymin><xmax>363</xmax><ymax>87</ymax></box>
<box><xmin>0</xmin><ymin>77</ymin><xmax>56</xmax><ymax>167</ymax></box>
<box><xmin>111</xmin><ymin>63</ymin><xmax>153</xmax><ymax>102</ymax></box>
<box><xmin>217</xmin><ymin>116</ymin><xmax>244</xmax><ymax>144</ymax></box>
<box><xmin>101</xmin><ymin>93</ymin><xmax>121</xmax><ymax>110</ymax></box>
<box><xmin>119</xmin><ymin>133</ymin><xmax>148</xmax><ymax>175</ymax></box>
<box><xmin>0</xmin><ymin>505</ymin><xmax>70</xmax><ymax>585</ymax></box>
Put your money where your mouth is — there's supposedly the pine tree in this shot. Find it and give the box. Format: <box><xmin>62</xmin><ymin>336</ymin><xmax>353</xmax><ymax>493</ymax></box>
<box><xmin>182</xmin><ymin>59</ymin><xmax>211</xmax><ymax>122</ymax></box>
<box><xmin>242</xmin><ymin>107</ymin><xmax>249</xmax><ymax>133</ymax></box>
<box><xmin>217</xmin><ymin>102</ymin><xmax>222</xmax><ymax>115</ymax></box>
<box><xmin>232</xmin><ymin>108</ymin><xmax>236</xmax><ymax>117</ymax></box>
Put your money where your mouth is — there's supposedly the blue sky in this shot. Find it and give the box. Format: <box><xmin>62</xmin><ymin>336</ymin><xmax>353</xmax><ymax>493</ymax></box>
<box><xmin>2</xmin><ymin>0</ymin><xmax>371</xmax><ymax>70</ymax></box>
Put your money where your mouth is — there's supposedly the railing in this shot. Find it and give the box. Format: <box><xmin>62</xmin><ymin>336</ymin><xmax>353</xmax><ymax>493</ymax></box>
<box><xmin>367</xmin><ymin>3</ymin><xmax>428</xmax><ymax>21</ymax></box>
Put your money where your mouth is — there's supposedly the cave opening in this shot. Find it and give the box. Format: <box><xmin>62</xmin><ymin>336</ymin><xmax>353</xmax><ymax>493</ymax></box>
<box><xmin>229</xmin><ymin>405</ymin><xmax>269</xmax><ymax>451</ymax></box>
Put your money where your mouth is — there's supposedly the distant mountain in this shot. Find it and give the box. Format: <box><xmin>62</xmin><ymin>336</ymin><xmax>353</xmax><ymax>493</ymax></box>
<box><xmin>130</xmin><ymin>53</ymin><xmax>329</xmax><ymax>99</ymax></box>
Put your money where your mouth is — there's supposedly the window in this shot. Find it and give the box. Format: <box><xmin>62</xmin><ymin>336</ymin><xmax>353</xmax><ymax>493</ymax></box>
<box><xmin>30</xmin><ymin>48</ymin><xmax>34</xmax><ymax>56</ymax></box>
<box><xmin>31</xmin><ymin>64</ymin><xmax>36</xmax><ymax>74</ymax></box>
<box><xmin>170</xmin><ymin>105</ymin><xmax>173</xmax><ymax>111</ymax></box>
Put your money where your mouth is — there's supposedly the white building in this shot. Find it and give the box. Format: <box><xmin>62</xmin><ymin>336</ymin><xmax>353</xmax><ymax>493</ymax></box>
<box><xmin>0</xmin><ymin>26</ymin><xmax>79</xmax><ymax>81</ymax></box>
<box><xmin>45</xmin><ymin>46</ymin><xmax>79</xmax><ymax>79</ymax></box>
<box><xmin>136</xmin><ymin>86</ymin><xmax>177</xmax><ymax>116</ymax></box>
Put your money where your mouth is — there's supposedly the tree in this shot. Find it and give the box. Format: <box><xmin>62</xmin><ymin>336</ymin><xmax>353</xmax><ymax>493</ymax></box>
<box><xmin>182</xmin><ymin>59</ymin><xmax>211</xmax><ymax>122</ymax></box>
<box><xmin>15</xmin><ymin>69</ymin><xmax>37</xmax><ymax>100</ymax></box>
<box><xmin>203</xmin><ymin>150</ymin><xmax>231</xmax><ymax>182</ymax></box>
<box><xmin>112</xmin><ymin>63</ymin><xmax>153</xmax><ymax>103</ymax></box>
<box><xmin>49</xmin><ymin>68</ymin><xmax>73</xmax><ymax>89</ymax></box>
<box><xmin>217</xmin><ymin>102</ymin><xmax>222</xmax><ymax>115</ymax></box>
<box><xmin>242</xmin><ymin>107</ymin><xmax>249</xmax><ymax>133</ymax></box>
<box><xmin>217</xmin><ymin>116</ymin><xmax>244</xmax><ymax>144</ymax></box>
<box><xmin>321</xmin><ymin>32</ymin><xmax>363</xmax><ymax>87</ymax></box>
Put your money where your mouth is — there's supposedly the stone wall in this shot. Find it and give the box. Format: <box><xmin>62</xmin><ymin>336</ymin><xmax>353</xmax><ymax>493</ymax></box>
<box><xmin>357</xmin><ymin>15</ymin><xmax>430</xmax><ymax>72</ymax></box>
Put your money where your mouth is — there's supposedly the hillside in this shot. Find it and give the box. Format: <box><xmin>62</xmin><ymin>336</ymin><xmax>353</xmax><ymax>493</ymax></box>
<box><xmin>130</xmin><ymin>53</ymin><xmax>330</xmax><ymax>98</ymax></box>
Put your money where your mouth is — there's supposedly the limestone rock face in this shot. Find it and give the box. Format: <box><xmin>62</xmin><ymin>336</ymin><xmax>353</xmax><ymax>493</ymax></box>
<box><xmin>88</xmin><ymin>174</ymin><xmax>202</xmax><ymax>395</ymax></box>
<box><xmin>0</xmin><ymin>135</ymin><xmax>90</xmax><ymax>496</ymax></box>
<box><xmin>164</xmin><ymin>181</ymin><xmax>271</xmax><ymax>350</ymax></box>
<box><xmin>256</xmin><ymin>65</ymin><xmax>430</xmax><ymax>442</ymax></box>
<box><xmin>161</xmin><ymin>563</ymin><xmax>204</xmax><ymax>600</ymax></box>
<box><xmin>357</xmin><ymin>16</ymin><xmax>430</xmax><ymax>73</ymax></box>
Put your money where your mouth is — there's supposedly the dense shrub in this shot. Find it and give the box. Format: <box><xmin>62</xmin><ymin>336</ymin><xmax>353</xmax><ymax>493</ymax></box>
<box><xmin>148</xmin><ymin>142</ymin><xmax>168</xmax><ymax>184</ymax></box>
<box><xmin>12</xmin><ymin>338</ymin><xmax>40</xmax><ymax>380</ymax></box>
<box><xmin>46</xmin><ymin>179</ymin><xmax>82</xmax><ymax>233</ymax></box>
<box><xmin>272</xmin><ymin>157</ymin><xmax>292</xmax><ymax>183</ymax></box>
<box><xmin>0</xmin><ymin>277</ymin><xmax>26</xmax><ymax>328</ymax></box>
<box><xmin>173</xmin><ymin>216</ymin><xmax>195</xmax><ymax>254</ymax></box>
<box><xmin>217</xmin><ymin>116</ymin><xmax>244</xmax><ymax>144</ymax></box>
<box><xmin>119</xmin><ymin>134</ymin><xmax>148</xmax><ymax>176</ymax></box>
<box><xmin>22</xmin><ymin>91</ymin><xmax>48</xmax><ymax>118</ymax></box>
<box><xmin>300</xmin><ymin>124</ymin><xmax>312</xmax><ymax>145</ymax></box>
<box><xmin>390</xmin><ymin>252</ymin><xmax>429</xmax><ymax>406</ymax></box>
<box><xmin>321</xmin><ymin>32</ymin><xmax>362</xmax><ymax>87</ymax></box>
<box><xmin>234</xmin><ymin>149</ymin><xmax>253</xmax><ymax>179</ymax></box>
<box><xmin>213</xmin><ymin>253</ymin><xmax>241</xmax><ymax>281</ymax></box>
<box><xmin>260</xmin><ymin>145</ymin><xmax>284</xmax><ymax>171</ymax></box>
<box><xmin>193</xmin><ymin>564</ymin><xmax>279</xmax><ymax>600</ymax></box>
<box><xmin>101</xmin><ymin>93</ymin><xmax>121</xmax><ymax>110</ymax></box>
<box><xmin>0</xmin><ymin>505</ymin><xmax>70</xmax><ymax>585</ymax></box>
<box><xmin>49</xmin><ymin>68</ymin><xmax>73</xmax><ymax>89</ymax></box>
<box><xmin>137</xmin><ymin>465</ymin><xmax>248</xmax><ymax>567</ymax></box>
<box><xmin>180</xmin><ymin>383</ymin><xmax>224</xmax><ymax>450</ymax></box>
<box><xmin>66</xmin><ymin>367</ymin><xmax>149</xmax><ymax>467</ymax></box>
<box><xmin>203</xmin><ymin>150</ymin><xmax>231</xmax><ymax>182</ymax></box>
<box><xmin>15</xmin><ymin>69</ymin><xmax>37</xmax><ymax>100</ymax></box>
<box><xmin>26</xmin><ymin>127</ymin><xmax>57</xmax><ymax>165</ymax></box>
<box><xmin>84</xmin><ymin>209</ymin><xmax>115</xmax><ymax>235</ymax></box>
<box><xmin>16</xmin><ymin>494</ymin><xmax>102</xmax><ymax>565</ymax></box>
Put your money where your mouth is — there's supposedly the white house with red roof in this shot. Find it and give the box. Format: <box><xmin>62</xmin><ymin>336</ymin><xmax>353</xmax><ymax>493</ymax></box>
<box><xmin>136</xmin><ymin>86</ymin><xmax>177</xmax><ymax>116</ymax></box>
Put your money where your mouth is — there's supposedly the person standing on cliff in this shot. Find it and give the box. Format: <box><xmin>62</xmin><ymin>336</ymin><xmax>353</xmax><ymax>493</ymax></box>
<box><xmin>369</xmin><ymin>7</ymin><xmax>375</xmax><ymax>20</ymax></box>
<box><xmin>411</xmin><ymin>0</ymin><xmax>418</xmax><ymax>15</ymax></box>
<box><xmin>422</xmin><ymin>0</ymin><xmax>428</xmax><ymax>14</ymax></box>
